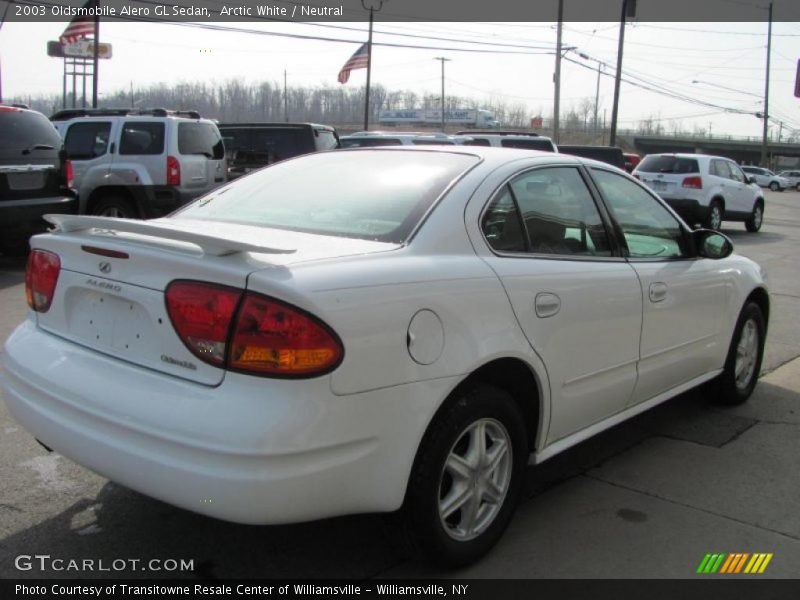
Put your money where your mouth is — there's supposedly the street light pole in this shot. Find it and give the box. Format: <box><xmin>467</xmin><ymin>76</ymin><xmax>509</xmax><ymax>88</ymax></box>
<box><xmin>434</xmin><ymin>57</ymin><xmax>451</xmax><ymax>132</ymax></box>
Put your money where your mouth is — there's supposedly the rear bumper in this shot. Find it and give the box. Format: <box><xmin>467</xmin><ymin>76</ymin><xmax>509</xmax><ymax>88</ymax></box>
<box><xmin>0</xmin><ymin>320</ymin><xmax>451</xmax><ymax>524</ymax></box>
<box><xmin>661</xmin><ymin>198</ymin><xmax>709</xmax><ymax>225</ymax></box>
<box><xmin>0</xmin><ymin>194</ymin><xmax>78</xmax><ymax>236</ymax></box>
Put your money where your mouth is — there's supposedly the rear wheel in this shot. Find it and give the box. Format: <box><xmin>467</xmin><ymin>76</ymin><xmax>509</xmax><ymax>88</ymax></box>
<box><xmin>713</xmin><ymin>302</ymin><xmax>766</xmax><ymax>405</ymax></box>
<box><xmin>92</xmin><ymin>196</ymin><xmax>136</xmax><ymax>218</ymax></box>
<box><xmin>745</xmin><ymin>201</ymin><xmax>764</xmax><ymax>232</ymax></box>
<box><xmin>394</xmin><ymin>385</ymin><xmax>528</xmax><ymax>567</ymax></box>
<box><xmin>704</xmin><ymin>201</ymin><xmax>723</xmax><ymax>231</ymax></box>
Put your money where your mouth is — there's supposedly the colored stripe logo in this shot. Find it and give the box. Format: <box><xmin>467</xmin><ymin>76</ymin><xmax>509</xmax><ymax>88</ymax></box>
<box><xmin>697</xmin><ymin>553</ymin><xmax>773</xmax><ymax>574</ymax></box>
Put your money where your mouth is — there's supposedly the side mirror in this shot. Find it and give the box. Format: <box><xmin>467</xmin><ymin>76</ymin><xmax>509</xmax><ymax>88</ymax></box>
<box><xmin>747</xmin><ymin>176</ymin><xmax>757</xmax><ymax>184</ymax></box>
<box><xmin>694</xmin><ymin>229</ymin><xmax>733</xmax><ymax>260</ymax></box>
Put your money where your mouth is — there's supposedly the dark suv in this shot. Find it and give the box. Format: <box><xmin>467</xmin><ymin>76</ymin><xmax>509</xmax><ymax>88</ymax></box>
<box><xmin>0</xmin><ymin>105</ymin><xmax>77</xmax><ymax>254</ymax></box>
<box><xmin>218</xmin><ymin>123</ymin><xmax>339</xmax><ymax>179</ymax></box>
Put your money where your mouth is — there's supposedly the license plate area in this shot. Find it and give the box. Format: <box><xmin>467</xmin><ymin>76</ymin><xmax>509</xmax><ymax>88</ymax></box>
<box><xmin>7</xmin><ymin>171</ymin><xmax>47</xmax><ymax>191</ymax></box>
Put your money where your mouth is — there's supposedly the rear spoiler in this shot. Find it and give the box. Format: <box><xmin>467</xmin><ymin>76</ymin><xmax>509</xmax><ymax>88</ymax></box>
<box><xmin>43</xmin><ymin>215</ymin><xmax>296</xmax><ymax>257</ymax></box>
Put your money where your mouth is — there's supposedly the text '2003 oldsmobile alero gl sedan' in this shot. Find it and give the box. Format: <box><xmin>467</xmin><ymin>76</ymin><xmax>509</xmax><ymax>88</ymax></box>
<box><xmin>1</xmin><ymin>147</ymin><xmax>768</xmax><ymax>566</ymax></box>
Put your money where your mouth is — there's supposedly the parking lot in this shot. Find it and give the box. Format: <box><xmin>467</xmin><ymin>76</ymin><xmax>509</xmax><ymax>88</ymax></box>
<box><xmin>1</xmin><ymin>188</ymin><xmax>799</xmax><ymax>579</ymax></box>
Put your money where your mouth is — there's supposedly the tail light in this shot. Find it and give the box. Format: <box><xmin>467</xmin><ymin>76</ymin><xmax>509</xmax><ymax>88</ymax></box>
<box><xmin>25</xmin><ymin>250</ymin><xmax>61</xmax><ymax>313</ymax></box>
<box><xmin>682</xmin><ymin>176</ymin><xmax>703</xmax><ymax>189</ymax></box>
<box><xmin>167</xmin><ymin>155</ymin><xmax>181</xmax><ymax>186</ymax></box>
<box><xmin>165</xmin><ymin>281</ymin><xmax>241</xmax><ymax>367</ymax></box>
<box><xmin>64</xmin><ymin>159</ymin><xmax>74</xmax><ymax>188</ymax></box>
<box><xmin>229</xmin><ymin>293</ymin><xmax>343</xmax><ymax>377</ymax></box>
<box><xmin>165</xmin><ymin>281</ymin><xmax>343</xmax><ymax>377</ymax></box>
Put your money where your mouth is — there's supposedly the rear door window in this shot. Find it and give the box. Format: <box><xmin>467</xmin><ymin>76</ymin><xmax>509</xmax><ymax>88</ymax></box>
<box><xmin>178</xmin><ymin>122</ymin><xmax>225</xmax><ymax>159</ymax></box>
<box><xmin>119</xmin><ymin>122</ymin><xmax>165</xmax><ymax>155</ymax></box>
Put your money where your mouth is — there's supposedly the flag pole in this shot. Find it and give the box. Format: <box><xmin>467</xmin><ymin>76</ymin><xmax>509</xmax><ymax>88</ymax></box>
<box><xmin>361</xmin><ymin>0</ymin><xmax>384</xmax><ymax>131</ymax></box>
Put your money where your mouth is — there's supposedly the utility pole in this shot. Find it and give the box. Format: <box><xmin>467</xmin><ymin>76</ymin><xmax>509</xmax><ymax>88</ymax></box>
<box><xmin>594</xmin><ymin>62</ymin><xmax>601</xmax><ymax>137</ymax></box>
<box><xmin>434</xmin><ymin>57</ymin><xmax>451</xmax><ymax>132</ymax></box>
<box><xmin>284</xmin><ymin>69</ymin><xmax>289</xmax><ymax>122</ymax></box>
<box><xmin>761</xmin><ymin>0</ymin><xmax>772</xmax><ymax>166</ymax></box>
<box><xmin>610</xmin><ymin>0</ymin><xmax>631</xmax><ymax>147</ymax></box>
<box><xmin>553</xmin><ymin>0</ymin><xmax>564</xmax><ymax>143</ymax></box>
<box><xmin>0</xmin><ymin>2</ymin><xmax>9</xmax><ymax>104</ymax></box>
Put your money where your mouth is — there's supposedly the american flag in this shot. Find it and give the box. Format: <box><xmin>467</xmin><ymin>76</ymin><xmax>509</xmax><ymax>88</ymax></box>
<box><xmin>59</xmin><ymin>0</ymin><xmax>98</xmax><ymax>44</ymax></box>
<box><xmin>337</xmin><ymin>44</ymin><xmax>370</xmax><ymax>84</ymax></box>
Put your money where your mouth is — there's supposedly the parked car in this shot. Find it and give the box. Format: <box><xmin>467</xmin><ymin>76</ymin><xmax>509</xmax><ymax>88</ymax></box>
<box><xmin>776</xmin><ymin>169</ymin><xmax>800</xmax><ymax>191</ymax></box>
<box><xmin>455</xmin><ymin>130</ymin><xmax>557</xmax><ymax>152</ymax></box>
<box><xmin>623</xmin><ymin>152</ymin><xmax>641</xmax><ymax>173</ymax></box>
<box><xmin>633</xmin><ymin>153</ymin><xmax>765</xmax><ymax>232</ymax></box>
<box><xmin>218</xmin><ymin>122</ymin><xmax>339</xmax><ymax>179</ymax></box>
<box><xmin>557</xmin><ymin>145</ymin><xmax>627</xmax><ymax>171</ymax></box>
<box><xmin>741</xmin><ymin>166</ymin><xmax>789</xmax><ymax>191</ymax></box>
<box><xmin>339</xmin><ymin>131</ymin><xmax>466</xmax><ymax>147</ymax></box>
<box><xmin>0</xmin><ymin>105</ymin><xmax>77</xmax><ymax>255</ymax></box>
<box><xmin>51</xmin><ymin>108</ymin><xmax>227</xmax><ymax>218</ymax></box>
<box><xmin>2</xmin><ymin>148</ymin><xmax>768</xmax><ymax>567</ymax></box>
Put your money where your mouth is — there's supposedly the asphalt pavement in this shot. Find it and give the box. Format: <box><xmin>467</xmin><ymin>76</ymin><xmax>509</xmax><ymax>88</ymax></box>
<box><xmin>1</xmin><ymin>189</ymin><xmax>799</xmax><ymax>579</ymax></box>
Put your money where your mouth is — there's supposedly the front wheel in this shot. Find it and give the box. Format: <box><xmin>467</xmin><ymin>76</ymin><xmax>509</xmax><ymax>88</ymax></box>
<box><xmin>745</xmin><ymin>201</ymin><xmax>764</xmax><ymax>232</ymax></box>
<box><xmin>713</xmin><ymin>302</ymin><xmax>766</xmax><ymax>405</ymax></box>
<box><xmin>395</xmin><ymin>385</ymin><xmax>528</xmax><ymax>567</ymax></box>
<box><xmin>769</xmin><ymin>181</ymin><xmax>779</xmax><ymax>192</ymax></box>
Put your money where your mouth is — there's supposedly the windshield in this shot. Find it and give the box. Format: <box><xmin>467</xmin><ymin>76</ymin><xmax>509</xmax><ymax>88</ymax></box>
<box><xmin>173</xmin><ymin>150</ymin><xmax>479</xmax><ymax>243</ymax></box>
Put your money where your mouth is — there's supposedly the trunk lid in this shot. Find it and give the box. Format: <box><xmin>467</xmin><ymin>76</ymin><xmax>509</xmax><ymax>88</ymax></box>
<box><xmin>32</xmin><ymin>216</ymin><xmax>397</xmax><ymax>386</ymax></box>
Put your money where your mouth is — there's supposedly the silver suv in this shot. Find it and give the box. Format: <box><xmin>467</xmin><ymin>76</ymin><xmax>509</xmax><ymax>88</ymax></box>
<box><xmin>51</xmin><ymin>108</ymin><xmax>227</xmax><ymax>218</ymax></box>
<box><xmin>633</xmin><ymin>153</ymin><xmax>764</xmax><ymax>232</ymax></box>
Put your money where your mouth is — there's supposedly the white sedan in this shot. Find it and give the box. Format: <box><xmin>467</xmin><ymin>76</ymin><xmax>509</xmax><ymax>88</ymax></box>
<box><xmin>1</xmin><ymin>147</ymin><xmax>768</xmax><ymax>566</ymax></box>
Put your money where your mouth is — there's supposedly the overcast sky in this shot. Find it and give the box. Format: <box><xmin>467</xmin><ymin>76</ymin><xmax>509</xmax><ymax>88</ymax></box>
<box><xmin>1</xmin><ymin>17</ymin><xmax>798</xmax><ymax>138</ymax></box>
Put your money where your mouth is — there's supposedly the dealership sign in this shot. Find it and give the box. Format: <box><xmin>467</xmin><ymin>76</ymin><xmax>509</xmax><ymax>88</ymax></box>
<box><xmin>47</xmin><ymin>40</ymin><xmax>113</xmax><ymax>59</ymax></box>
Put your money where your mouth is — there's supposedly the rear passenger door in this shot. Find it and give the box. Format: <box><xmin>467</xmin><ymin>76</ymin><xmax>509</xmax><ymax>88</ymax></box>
<box><xmin>475</xmin><ymin>165</ymin><xmax>643</xmax><ymax>443</ymax></box>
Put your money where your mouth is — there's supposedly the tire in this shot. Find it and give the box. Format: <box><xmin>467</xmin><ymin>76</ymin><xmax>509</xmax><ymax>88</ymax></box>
<box><xmin>713</xmin><ymin>302</ymin><xmax>766</xmax><ymax>406</ymax></box>
<box><xmin>796</xmin><ymin>183</ymin><xmax>800</xmax><ymax>192</ymax></box>
<box><xmin>91</xmin><ymin>196</ymin><xmax>136</xmax><ymax>218</ymax></box>
<box><xmin>704</xmin><ymin>201</ymin><xmax>723</xmax><ymax>231</ymax></box>
<box><xmin>768</xmin><ymin>181</ymin><xmax>779</xmax><ymax>192</ymax></box>
<box><xmin>745</xmin><ymin>201</ymin><xmax>764</xmax><ymax>232</ymax></box>
<box><xmin>394</xmin><ymin>385</ymin><xmax>528</xmax><ymax>567</ymax></box>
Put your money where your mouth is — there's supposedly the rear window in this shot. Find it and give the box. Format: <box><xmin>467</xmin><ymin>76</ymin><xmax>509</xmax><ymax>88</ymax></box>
<box><xmin>314</xmin><ymin>129</ymin><xmax>339</xmax><ymax>151</ymax></box>
<box><xmin>637</xmin><ymin>155</ymin><xmax>699</xmax><ymax>174</ymax></box>
<box><xmin>221</xmin><ymin>128</ymin><xmax>314</xmax><ymax>161</ymax></box>
<box><xmin>64</xmin><ymin>121</ymin><xmax>112</xmax><ymax>159</ymax></box>
<box><xmin>0</xmin><ymin>109</ymin><xmax>61</xmax><ymax>155</ymax></box>
<box><xmin>463</xmin><ymin>138</ymin><xmax>491</xmax><ymax>147</ymax></box>
<box><xmin>178</xmin><ymin>122</ymin><xmax>225</xmax><ymax>159</ymax></box>
<box><xmin>173</xmin><ymin>150</ymin><xmax>479</xmax><ymax>243</ymax></box>
<box><xmin>500</xmin><ymin>138</ymin><xmax>555</xmax><ymax>152</ymax></box>
<box><xmin>340</xmin><ymin>137</ymin><xmax>402</xmax><ymax>147</ymax></box>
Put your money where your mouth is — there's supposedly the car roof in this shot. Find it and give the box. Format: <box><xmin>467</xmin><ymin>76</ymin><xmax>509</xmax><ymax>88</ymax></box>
<box><xmin>218</xmin><ymin>122</ymin><xmax>335</xmax><ymax>131</ymax></box>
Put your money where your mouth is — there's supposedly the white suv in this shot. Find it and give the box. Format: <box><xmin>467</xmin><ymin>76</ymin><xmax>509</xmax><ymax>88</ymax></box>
<box><xmin>51</xmin><ymin>108</ymin><xmax>227</xmax><ymax>218</ymax></box>
<box><xmin>633</xmin><ymin>153</ymin><xmax>764</xmax><ymax>232</ymax></box>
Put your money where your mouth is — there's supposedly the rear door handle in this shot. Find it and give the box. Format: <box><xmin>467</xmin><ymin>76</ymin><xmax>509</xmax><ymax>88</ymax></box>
<box><xmin>649</xmin><ymin>282</ymin><xmax>668</xmax><ymax>303</ymax></box>
<box><xmin>535</xmin><ymin>292</ymin><xmax>561</xmax><ymax>318</ymax></box>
